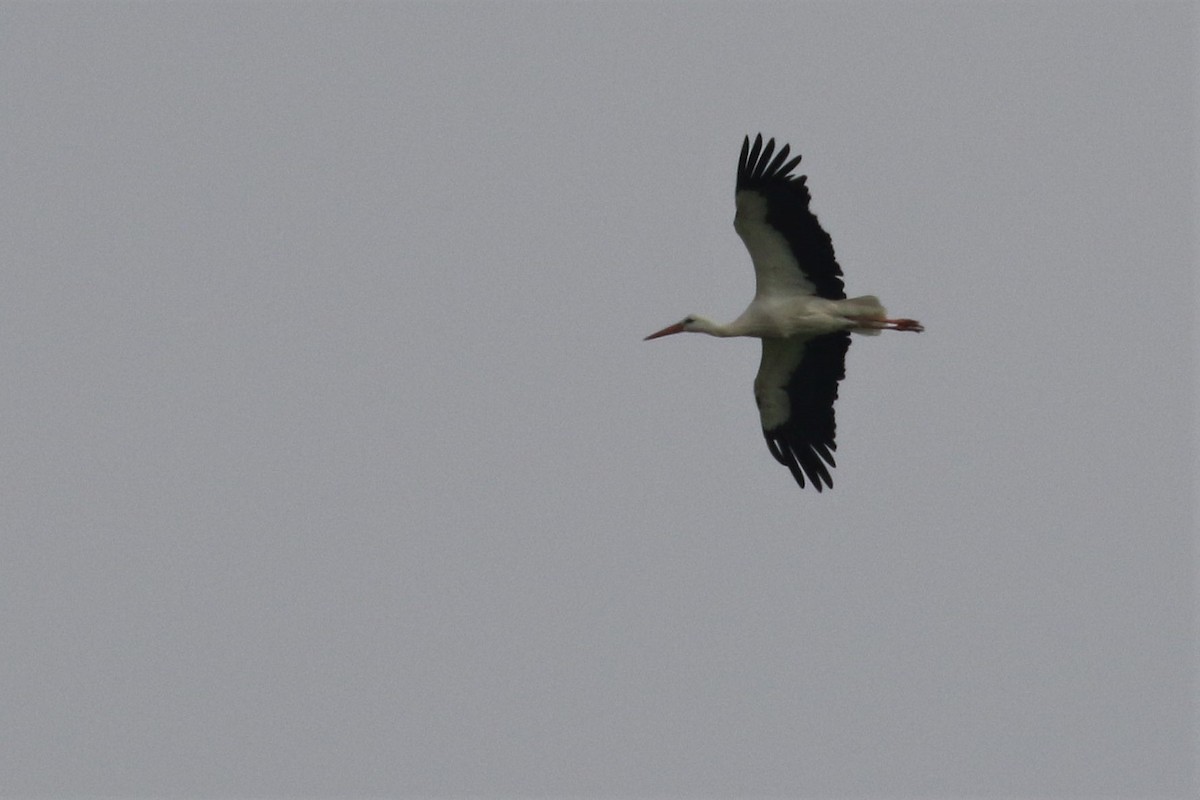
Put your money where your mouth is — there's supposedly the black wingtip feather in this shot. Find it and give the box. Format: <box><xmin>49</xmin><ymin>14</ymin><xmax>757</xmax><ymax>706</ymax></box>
<box><xmin>754</xmin><ymin>139</ymin><xmax>775</xmax><ymax>180</ymax></box>
<box><xmin>738</xmin><ymin>134</ymin><xmax>806</xmax><ymax>187</ymax></box>
<box><xmin>764</xmin><ymin>143</ymin><xmax>791</xmax><ymax>177</ymax></box>
<box><xmin>746</xmin><ymin>134</ymin><xmax>763</xmax><ymax>176</ymax></box>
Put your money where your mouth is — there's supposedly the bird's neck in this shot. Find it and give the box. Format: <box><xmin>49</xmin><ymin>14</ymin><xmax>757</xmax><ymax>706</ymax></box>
<box><xmin>695</xmin><ymin>318</ymin><xmax>735</xmax><ymax>337</ymax></box>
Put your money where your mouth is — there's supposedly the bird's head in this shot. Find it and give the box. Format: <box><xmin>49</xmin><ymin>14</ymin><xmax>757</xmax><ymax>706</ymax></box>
<box><xmin>644</xmin><ymin>315</ymin><xmax>715</xmax><ymax>340</ymax></box>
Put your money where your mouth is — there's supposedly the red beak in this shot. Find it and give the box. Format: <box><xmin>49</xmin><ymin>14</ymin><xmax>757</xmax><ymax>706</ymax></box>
<box><xmin>644</xmin><ymin>322</ymin><xmax>687</xmax><ymax>341</ymax></box>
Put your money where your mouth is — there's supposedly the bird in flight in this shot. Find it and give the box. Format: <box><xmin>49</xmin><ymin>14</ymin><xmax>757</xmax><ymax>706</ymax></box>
<box><xmin>645</xmin><ymin>134</ymin><xmax>923</xmax><ymax>491</ymax></box>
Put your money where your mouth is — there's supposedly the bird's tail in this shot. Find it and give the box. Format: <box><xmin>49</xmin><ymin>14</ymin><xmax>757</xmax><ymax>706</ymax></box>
<box><xmin>841</xmin><ymin>295</ymin><xmax>887</xmax><ymax>336</ymax></box>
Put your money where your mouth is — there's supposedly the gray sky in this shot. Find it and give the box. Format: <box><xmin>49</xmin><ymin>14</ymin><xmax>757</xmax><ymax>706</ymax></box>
<box><xmin>1</xmin><ymin>2</ymin><xmax>1195</xmax><ymax>797</ymax></box>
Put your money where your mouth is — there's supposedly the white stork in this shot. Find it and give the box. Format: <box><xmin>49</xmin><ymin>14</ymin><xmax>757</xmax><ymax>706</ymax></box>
<box><xmin>645</xmin><ymin>134</ymin><xmax>923</xmax><ymax>491</ymax></box>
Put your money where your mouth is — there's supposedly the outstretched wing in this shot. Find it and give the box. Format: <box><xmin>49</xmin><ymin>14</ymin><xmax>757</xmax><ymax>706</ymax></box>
<box><xmin>734</xmin><ymin>134</ymin><xmax>846</xmax><ymax>301</ymax></box>
<box><xmin>754</xmin><ymin>332</ymin><xmax>851</xmax><ymax>491</ymax></box>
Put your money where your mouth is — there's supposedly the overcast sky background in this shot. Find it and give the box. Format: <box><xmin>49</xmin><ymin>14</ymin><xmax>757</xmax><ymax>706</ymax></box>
<box><xmin>1</xmin><ymin>2</ymin><xmax>1195</xmax><ymax>797</ymax></box>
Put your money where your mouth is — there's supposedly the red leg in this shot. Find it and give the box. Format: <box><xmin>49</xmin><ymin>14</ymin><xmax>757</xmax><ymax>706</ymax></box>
<box><xmin>885</xmin><ymin>318</ymin><xmax>924</xmax><ymax>332</ymax></box>
<box><xmin>847</xmin><ymin>316</ymin><xmax>924</xmax><ymax>332</ymax></box>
